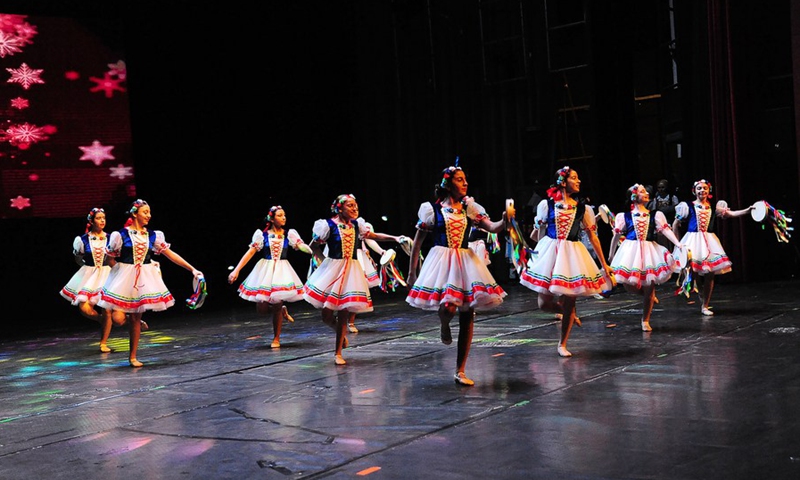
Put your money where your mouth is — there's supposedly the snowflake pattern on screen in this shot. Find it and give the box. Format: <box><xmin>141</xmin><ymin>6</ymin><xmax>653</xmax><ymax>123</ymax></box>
<box><xmin>79</xmin><ymin>140</ymin><xmax>115</xmax><ymax>166</ymax></box>
<box><xmin>89</xmin><ymin>72</ymin><xmax>125</xmax><ymax>98</ymax></box>
<box><xmin>0</xmin><ymin>14</ymin><xmax>38</xmax><ymax>45</ymax></box>
<box><xmin>6</xmin><ymin>122</ymin><xmax>47</xmax><ymax>144</ymax></box>
<box><xmin>10</xmin><ymin>97</ymin><xmax>28</xmax><ymax>109</ymax></box>
<box><xmin>0</xmin><ymin>29</ymin><xmax>23</xmax><ymax>57</ymax></box>
<box><xmin>107</xmin><ymin>60</ymin><xmax>126</xmax><ymax>80</ymax></box>
<box><xmin>6</xmin><ymin>62</ymin><xmax>44</xmax><ymax>90</ymax></box>
<box><xmin>109</xmin><ymin>163</ymin><xmax>133</xmax><ymax>180</ymax></box>
<box><xmin>9</xmin><ymin>195</ymin><xmax>31</xmax><ymax>210</ymax></box>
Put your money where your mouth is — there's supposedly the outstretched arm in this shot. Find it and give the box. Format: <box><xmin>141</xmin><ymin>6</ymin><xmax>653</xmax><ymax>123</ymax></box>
<box><xmin>718</xmin><ymin>204</ymin><xmax>754</xmax><ymax>219</ymax></box>
<box><xmin>161</xmin><ymin>248</ymin><xmax>202</xmax><ymax>278</ymax></box>
<box><xmin>228</xmin><ymin>247</ymin><xmax>257</xmax><ymax>284</ymax></box>
<box><xmin>363</xmin><ymin>237</ymin><xmax>385</xmax><ymax>255</ymax></box>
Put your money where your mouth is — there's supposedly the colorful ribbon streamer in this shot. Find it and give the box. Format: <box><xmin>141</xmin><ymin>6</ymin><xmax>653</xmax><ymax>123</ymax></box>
<box><xmin>186</xmin><ymin>277</ymin><xmax>207</xmax><ymax>309</ymax></box>
<box><xmin>761</xmin><ymin>201</ymin><xmax>793</xmax><ymax>243</ymax></box>
<box><xmin>674</xmin><ymin>249</ymin><xmax>697</xmax><ymax>298</ymax></box>
<box><xmin>379</xmin><ymin>260</ymin><xmax>407</xmax><ymax>292</ymax></box>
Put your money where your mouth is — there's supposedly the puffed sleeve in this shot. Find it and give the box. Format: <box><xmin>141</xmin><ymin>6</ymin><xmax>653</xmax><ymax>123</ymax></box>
<box><xmin>416</xmin><ymin>202</ymin><xmax>435</xmax><ymax>231</ymax></box>
<box><xmin>106</xmin><ymin>231</ymin><xmax>123</xmax><ymax>257</ymax></box>
<box><xmin>581</xmin><ymin>204</ymin><xmax>598</xmax><ymax>232</ymax></box>
<box><xmin>534</xmin><ymin>199</ymin><xmax>549</xmax><ymax>228</ymax></box>
<box><xmin>612</xmin><ymin>212</ymin><xmax>626</xmax><ymax>234</ymax></box>
<box><xmin>675</xmin><ymin>202</ymin><xmax>689</xmax><ymax>221</ymax></box>
<box><xmin>312</xmin><ymin>219</ymin><xmax>331</xmax><ymax>242</ymax></box>
<box><xmin>287</xmin><ymin>228</ymin><xmax>305</xmax><ymax>248</ymax></box>
<box><xmin>249</xmin><ymin>229</ymin><xmax>265</xmax><ymax>251</ymax></box>
<box><xmin>72</xmin><ymin>236</ymin><xmax>84</xmax><ymax>255</ymax></box>
<box><xmin>152</xmin><ymin>230</ymin><xmax>171</xmax><ymax>255</ymax></box>
<box><xmin>357</xmin><ymin>219</ymin><xmax>372</xmax><ymax>239</ymax></box>
<box><xmin>465</xmin><ymin>198</ymin><xmax>490</xmax><ymax>223</ymax></box>
<box><xmin>653</xmin><ymin>211</ymin><xmax>671</xmax><ymax>232</ymax></box>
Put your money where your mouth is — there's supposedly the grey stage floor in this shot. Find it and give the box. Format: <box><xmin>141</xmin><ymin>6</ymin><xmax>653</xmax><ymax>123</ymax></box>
<box><xmin>1</xmin><ymin>279</ymin><xmax>800</xmax><ymax>479</ymax></box>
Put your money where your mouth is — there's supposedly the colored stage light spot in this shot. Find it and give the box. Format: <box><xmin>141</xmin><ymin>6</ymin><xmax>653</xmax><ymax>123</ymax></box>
<box><xmin>606</xmin><ymin>323</ymin><xmax>617</xmax><ymax>328</ymax></box>
<box><xmin>359</xmin><ymin>389</ymin><xmax>375</xmax><ymax>394</ymax></box>
<box><xmin>357</xmin><ymin>466</ymin><xmax>381</xmax><ymax>475</ymax></box>
<box><xmin>492</xmin><ymin>353</ymin><xmax>505</xmax><ymax>357</ymax></box>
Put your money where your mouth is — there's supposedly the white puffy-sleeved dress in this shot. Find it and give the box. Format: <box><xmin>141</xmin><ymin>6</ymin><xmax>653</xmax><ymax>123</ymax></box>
<box><xmin>356</xmin><ymin>218</ymin><xmax>380</xmax><ymax>288</ymax></box>
<box><xmin>609</xmin><ymin>209</ymin><xmax>677</xmax><ymax>286</ymax></box>
<box><xmin>97</xmin><ymin>229</ymin><xmax>176</xmax><ymax>312</ymax></box>
<box><xmin>406</xmin><ymin>199</ymin><xmax>506</xmax><ymax>311</ymax></box>
<box><xmin>303</xmin><ymin>218</ymin><xmax>373</xmax><ymax>313</ymax></box>
<box><xmin>520</xmin><ymin>198</ymin><xmax>612</xmax><ymax>296</ymax></box>
<box><xmin>237</xmin><ymin>228</ymin><xmax>307</xmax><ymax>304</ymax></box>
<box><xmin>60</xmin><ymin>233</ymin><xmax>112</xmax><ymax>306</ymax></box>
<box><xmin>673</xmin><ymin>201</ymin><xmax>732</xmax><ymax>275</ymax></box>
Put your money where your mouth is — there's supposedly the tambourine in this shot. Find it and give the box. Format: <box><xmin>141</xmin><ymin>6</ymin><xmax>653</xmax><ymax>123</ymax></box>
<box><xmin>505</xmin><ymin>198</ymin><xmax>516</xmax><ymax>224</ymax></box>
<box><xmin>380</xmin><ymin>248</ymin><xmax>397</xmax><ymax>266</ymax></box>
<box><xmin>597</xmin><ymin>204</ymin><xmax>614</xmax><ymax>225</ymax></box>
<box><xmin>186</xmin><ymin>276</ymin><xmax>207</xmax><ymax>310</ymax></box>
<box><xmin>750</xmin><ymin>200</ymin><xmax>768</xmax><ymax>222</ymax></box>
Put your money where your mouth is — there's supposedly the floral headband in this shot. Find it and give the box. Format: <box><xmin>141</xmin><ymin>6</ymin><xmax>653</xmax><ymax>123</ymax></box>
<box><xmin>87</xmin><ymin>207</ymin><xmax>104</xmax><ymax>223</ymax></box>
<box><xmin>440</xmin><ymin>156</ymin><xmax>463</xmax><ymax>188</ymax></box>
<box><xmin>128</xmin><ymin>199</ymin><xmax>147</xmax><ymax>216</ymax></box>
<box><xmin>546</xmin><ymin>166</ymin><xmax>571</xmax><ymax>200</ymax></box>
<box><xmin>85</xmin><ymin>207</ymin><xmax>104</xmax><ymax>233</ymax></box>
<box><xmin>331</xmin><ymin>194</ymin><xmax>356</xmax><ymax>214</ymax></box>
<box><xmin>629</xmin><ymin>183</ymin><xmax>643</xmax><ymax>202</ymax></box>
<box><xmin>265</xmin><ymin>205</ymin><xmax>282</xmax><ymax>225</ymax></box>
<box><xmin>693</xmin><ymin>179</ymin><xmax>713</xmax><ymax>198</ymax></box>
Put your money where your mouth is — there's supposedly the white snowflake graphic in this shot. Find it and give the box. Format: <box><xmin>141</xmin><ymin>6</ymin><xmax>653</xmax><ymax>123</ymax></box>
<box><xmin>79</xmin><ymin>140</ymin><xmax>115</xmax><ymax>166</ymax></box>
<box><xmin>10</xmin><ymin>97</ymin><xmax>28</xmax><ymax>110</ymax></box>
<box><xmin>6</xmin><ymin>62</ymin><xmax>44</xmax><ymax>90</ymax></box>
<box><xmin>0</xmin><ymin>29</ymin><xmax>23</xmax><ymax>57</ymax></box>
<box><xmin>9</xmin><ymin>195</ymin><xmax>31</xmax><ymax>210</ymax></box>
<box><xmin>109</xmin><ymin>163</ymin><xmax>133</xmax><ymax>180</ymax></box>
<box><xmin>6</xmin><ymin>122</ymin><xmax>46</xmax><ymax>144</ymax></box>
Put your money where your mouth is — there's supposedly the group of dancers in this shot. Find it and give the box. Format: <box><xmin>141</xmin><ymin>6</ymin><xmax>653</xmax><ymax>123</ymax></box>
<box><xmin>60</xmin><ymin>163</ymin><xmax>755</xmax><ymax>386</ymax></box>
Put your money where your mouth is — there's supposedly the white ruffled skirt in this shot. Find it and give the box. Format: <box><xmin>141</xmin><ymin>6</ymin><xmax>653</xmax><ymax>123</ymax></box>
<box><xmin>676</xmin><ymin>231</ymin><xmax>732</xmax><ymax>275</ymax></box>
<box><xmin>97</xmin><ymin>262</ymin><xmax>176</xmax><ymax>313</ymax></box>
<box><xmin>610</xmin><ymin>239</ymin><xmax>676</xmax><ymax>287</ymax></box>
<box><xmin>520</xmin><ymin>237</ymin><xmax>612</xmax><ymax>296</ymax></box>
<box><xmin>303</xmin><ymin>258</ymin><xmax>373</xmax><ymax>312</ymax></box>
<box><xmin>237</xmin><ymin>258</ymin><xmax>305</xmax><ymax>303</ymax></box>
<box><xmin>60</xmin><ymin>265</ymin><xmax>111</xmax><ymax>306</ymax></box>
<box><xmin>357</xmin><ymin>249</ymin><xmax>380</xmax><ymax>288</ymax></box>
<box><xmin>406</xmin><ymin>246</ymin><xmax>506</xmax><ymax>312</ymax></box>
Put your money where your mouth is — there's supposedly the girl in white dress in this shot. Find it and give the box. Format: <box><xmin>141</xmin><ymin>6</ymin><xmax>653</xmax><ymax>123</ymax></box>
<box><xmin>228</xmin><ymin>205</ymin><xmax>312</xmax><ymax>348</ymax></box>
<box><xmin>520</xmin><ymin>166</ymin><xmax>614</xmax><ymax>357</ymax></box>
<box><xmin>672</xmin><ymin>179</ymin><xmax>753</xmax><ymax>316</ymax></box>
<box><xmin>60</xmin><ymin>208</ymin><xmax>114</xmax><ymax>352</ymax></box>
<box><xmin>98</xmin><ymin>199</ymin><xmax>204</xmax><ymax>367</ymax></box>
<box><xmin>608</xmin><ymin>184</ymin><xmax>685</xmax><ymax>331</ymax></box>
<box><xmin>406</xmin><ymin>164</ymin><xmax>509</xmax><ymax>386</ymax></box>
<box><xmin>303</xmin><ymin>194</ymin><xmax>402</xmax><ymax>365</ymax></box>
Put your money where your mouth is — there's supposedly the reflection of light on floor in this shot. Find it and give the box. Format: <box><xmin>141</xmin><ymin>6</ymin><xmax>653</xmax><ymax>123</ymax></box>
<box><xmin>71</xmin><ymin>432</ymin><xmax>111</xmax><ymax>443</ymax></box>
<box><xmin>100</xmin><ymin>436</ymin><xmax>153</xmax><ymax>456</ymax></box>
<box><xmin>173</xmin><ymin>439</ymin><xmax>215</xmax><ymax>458</ymax></box>
<box><xmin>336</xmin><ymin>438</ymin><xmax>366</xmax><ymax>446</ymax></box>
<box><xmin>359</xmin><ymin>389</ymin><xmax>375</xmax><ymax>394</ymax></box>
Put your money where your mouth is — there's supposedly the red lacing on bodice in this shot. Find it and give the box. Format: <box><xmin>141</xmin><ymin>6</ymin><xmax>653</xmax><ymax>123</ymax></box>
<box><xmin>443</xmin><ymin>210</ymin><xmax>467</xmax><ymax>248</ymax></box>
<box><xmin>91</xmin><ymin>246</ymin><xmax>105</xmax><ymax>267</ymax></box>
<box><xmin>340</xmin><ymin>225</ymin><xmax>356</xmax><ymax>259</ymax></box>
<box><xmin>633</xmin><ymin>212</ymin><xmax>650</xmax><ymax>241</ymax></box>
<box><xmin>555</xmin><ymin>205</ymin><xmax>576</xmax><ymax>240</ymax></box>
<box><xmin>695</xmin><ymin>203</ymin><xmax>711</xmax><ymax>232</ymax></box>
<box><xmin>269</xmin><ymin>234</ymin><xmax>284</xmax><ymax>259</ymax></box>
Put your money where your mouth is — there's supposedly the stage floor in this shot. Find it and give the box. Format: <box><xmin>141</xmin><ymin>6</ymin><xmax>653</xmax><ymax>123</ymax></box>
<box><xmin>2</xmin><ymin>280</ymin><xmax>800</xmax><ymax>479</ymax></box>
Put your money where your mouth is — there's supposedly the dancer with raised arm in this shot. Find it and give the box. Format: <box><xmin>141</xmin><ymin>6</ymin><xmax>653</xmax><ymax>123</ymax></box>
<box><xmin>406</xmin><ymin>161</ymin><xmax>509</xmax><ymax>386</ymax></box>
<box><xmin>672</xmin><ymin>179</ymin><xmax>753</xmax><ymax>316</ymax></box>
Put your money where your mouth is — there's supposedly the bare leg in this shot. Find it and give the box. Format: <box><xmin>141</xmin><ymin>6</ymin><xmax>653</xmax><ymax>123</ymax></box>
<box><xmin>126</xmin><ymin>312</ymin><xmax>143</xmax><ymax>367</ymax></box>
<box><xmin>334</xmin><ymin>311</ymin><xmax>350</xmax><ymax>365</ymax></box>
<box><xmin>438</xmin><ymin>303</ymin><xmax>456</xmax><ymax>345</ymax></box>
<box><xmin>322</xmin><ymin>308</ymin><xmax>348</xmax><ymax>352</ymax></box>
<box><xmin>270</xmin><ymin>302</ymin><xmax>283</xmax><ymax>348</ymax></box>
<box><xmin>558</xmin><ymin>296</ymin><xmax>578</xmax><ymax>357</ymax></box>
<box><xmin>641</xmin><ymin>284</ymin><xmax>656</xmax><ymax>331</ymax></box>
<box><xmin>78</xmin><ymin>301</ymin><xmax>101</xmax><ymax>321</ymax></box>
<box><xmin>701</xmin><ymin>273</ymin><xmax>715</xmax><ymax>315</ymax></box>
<box><xmin>99</xmin><ymin>308</ymin><xmax>112</xmax><ymax>352</ymax></box>
<box><xmin>454</xmin><ymin>310</ymin><xmax>475</xmax><ymax>386</ymax></box>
